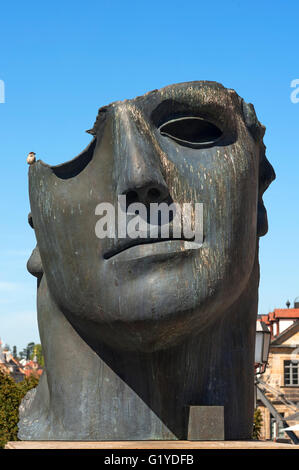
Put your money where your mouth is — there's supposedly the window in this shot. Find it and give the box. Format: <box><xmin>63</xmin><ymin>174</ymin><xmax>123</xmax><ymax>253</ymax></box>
<box><xmin>284</xmin><ymin>360</ymin><xmax>299</xmax><ymax>386</ymax></box>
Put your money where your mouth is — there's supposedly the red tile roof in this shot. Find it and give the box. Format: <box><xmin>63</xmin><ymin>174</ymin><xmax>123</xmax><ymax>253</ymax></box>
<box><xmin>272</xmin><ymin>308</ymin><xmax>299</xmax><ymax>318</ymax></box>
<box><xmin>261</xmin><ymin>308</ymin><xmax>299</xmax><ymax>323</ymax></box>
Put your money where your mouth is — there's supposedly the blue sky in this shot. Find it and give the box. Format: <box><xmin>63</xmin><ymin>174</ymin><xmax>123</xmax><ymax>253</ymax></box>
<box><xmin>0</xmin><ymin>0</ymin><xmax>298</xmax><ymax>351</ymax></box>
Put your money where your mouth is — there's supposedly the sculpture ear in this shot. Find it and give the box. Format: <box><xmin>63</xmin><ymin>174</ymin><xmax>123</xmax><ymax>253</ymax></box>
<box><xmin>242</xmin><ymin>100</ymin><xmax>276</xmax><ymax>238</ymax></box>
<box><xmin>27</xmin><ymin>246</ymin><xmax>43</xmax><ymax>279</ymax></box>
<box><xmin>257</xmin><ymin>154</ymin><xmax>276</xmax><ymax>237</ymax></box>
<box><xmin>27</xmin><ymin>213</ymin><xmax>44</xmax><ymax>279</ymax></box>
<box><xmin>257</xmin><ymin>199</ymin><xmax>268</xmax><ymax>237</ymax></box>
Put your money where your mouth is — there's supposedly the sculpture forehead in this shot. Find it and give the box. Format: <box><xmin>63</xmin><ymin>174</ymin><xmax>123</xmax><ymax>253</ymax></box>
<box><xmin>89</xmin><ymin>81</ymin><xmax>241</xmax><ymax>134</ymax></box>
<box><xmin>126</xmin><ymin>81</ymin><xmax>234</xmax><ymax>104</ymax></box>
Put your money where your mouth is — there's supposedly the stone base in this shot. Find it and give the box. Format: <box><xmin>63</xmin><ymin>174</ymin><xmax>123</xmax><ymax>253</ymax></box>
<box><xmin>5</xmin><ymin>440</ymin><xmax>297</xmax><ymax>449</ymax></box>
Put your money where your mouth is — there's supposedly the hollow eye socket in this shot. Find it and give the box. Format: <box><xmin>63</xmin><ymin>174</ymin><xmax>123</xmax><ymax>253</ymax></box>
<box><xmin>159</xmin><ymin>117</ymin><xmax>223</xmax><ymax>148</ymax></box>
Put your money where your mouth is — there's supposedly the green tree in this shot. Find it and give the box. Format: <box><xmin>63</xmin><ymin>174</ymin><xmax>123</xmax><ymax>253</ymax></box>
<box><xmin>0</xmin><ymin>370</ymin><xmax>39</xmax><ymax>448</ymax></box>
<box><xmin>12</xmin><ymin>346</ymin><xmax>17</xmax><ymax>359</ymax></box>
<box><xmin>252</xmin><ymin>408</ymin><xmax>263</xmax><ymax>440</ymax></box>
<box><xmin>19</xmin><ymin>349</ymin><xmax>27</xmax><ymax>360</ymax></box>
<box><xmin>17</xmin><ymin>374</ymin><xmax>39</xmax><ymax>396</ymax></box>
<box><xmin>26</xmin><ymin>342</ymin><xmax>35</xmax><ymax>360</ymax></box>
<box><xmin>19</xmin><ymin>342</ymin><xmax>36</xmax><ymax>361</ymax></box>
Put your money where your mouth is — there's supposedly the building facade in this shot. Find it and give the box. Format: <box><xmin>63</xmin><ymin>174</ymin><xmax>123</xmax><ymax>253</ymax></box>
<box><xmin>257</xmin><ymin>307</ymin><xmax>299</xmax><ymax>441</ymax></box>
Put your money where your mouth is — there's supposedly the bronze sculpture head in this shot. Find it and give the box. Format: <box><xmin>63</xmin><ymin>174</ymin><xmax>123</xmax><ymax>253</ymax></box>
<box><xmin>19</xmin><ymin>81</ymin><xmax>275</xmax><ymax>440</ymax></box>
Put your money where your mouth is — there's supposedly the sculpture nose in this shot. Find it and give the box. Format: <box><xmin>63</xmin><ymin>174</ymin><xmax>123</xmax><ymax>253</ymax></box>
<box><xmin>113</xmin><ymin>104</ymin><xmax>170</xmax><ymax>206</ymax></box>
<box><xmin>125</xmin><ymin>185</ymin><xmax>168</xmax><ymax>206</ymax></box>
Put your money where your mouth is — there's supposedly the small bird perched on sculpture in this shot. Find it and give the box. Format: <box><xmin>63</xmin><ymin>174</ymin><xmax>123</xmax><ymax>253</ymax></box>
<box><xmin>27</xmin><ymin>152</ymin><xmax>36</xmax><ymax>165</ymax></box>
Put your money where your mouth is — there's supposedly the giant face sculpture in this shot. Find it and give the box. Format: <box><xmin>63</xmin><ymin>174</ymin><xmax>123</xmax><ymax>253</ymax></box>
<box><xmin>20</xmin><ymin>81</ymin><xmax>275</xmax><ymax>441</ymax></box>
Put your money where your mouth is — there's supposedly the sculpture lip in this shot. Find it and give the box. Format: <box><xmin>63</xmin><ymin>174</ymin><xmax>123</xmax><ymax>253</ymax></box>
<box><xmin>104</xmin><ymin>238</ymin><xmax>202</xmax><ymax>261</ymax></box>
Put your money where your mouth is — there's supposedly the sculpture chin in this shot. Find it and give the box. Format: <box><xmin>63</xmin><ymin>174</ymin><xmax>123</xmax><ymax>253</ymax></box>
<box><xmin>61</xmin><ymin>305</ymin><xmax>208</xmax><ymax>354</ymax></box>
<box><xmin>56</xmin><ymin>267</ymin><xmax>253</xmax><ymax>354</ymax></box>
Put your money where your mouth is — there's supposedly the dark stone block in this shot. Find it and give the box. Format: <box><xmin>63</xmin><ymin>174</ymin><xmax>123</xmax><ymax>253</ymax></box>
<box><xmin>188</xmin><ymin>406</ymin><xmax>224</xmax><ymax>441</ymax></box>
